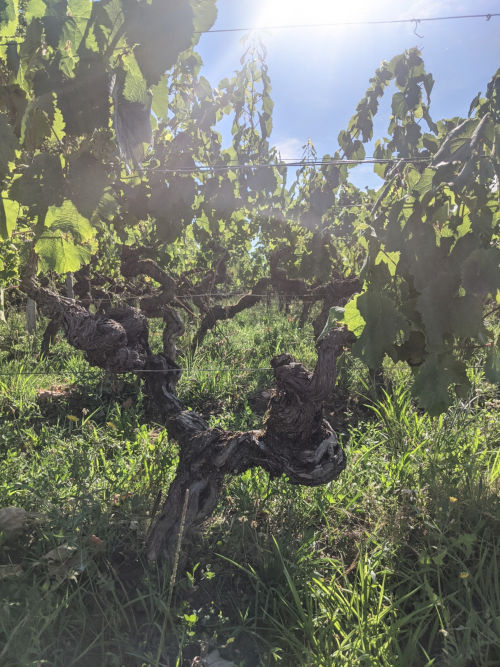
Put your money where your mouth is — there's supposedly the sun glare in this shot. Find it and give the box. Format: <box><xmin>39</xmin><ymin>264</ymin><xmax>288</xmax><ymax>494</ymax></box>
<box><xmin>258</xmin><ymin>0</ymin><xmax>376</xmax><ymax>27</ymax></box>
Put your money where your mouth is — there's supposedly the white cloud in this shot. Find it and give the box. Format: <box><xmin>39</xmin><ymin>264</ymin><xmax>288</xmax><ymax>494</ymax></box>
<box><xmin>273</xmin><ymin>137</ymin><xmax>305</xmax><ymax>160</ymax></box>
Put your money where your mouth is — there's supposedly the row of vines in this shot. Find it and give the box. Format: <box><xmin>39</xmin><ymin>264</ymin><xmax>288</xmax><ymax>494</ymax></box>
<box><xmin>0</xmin><ymin>0</ymin><xmax>498</xmax><ymax>559</ymax></box>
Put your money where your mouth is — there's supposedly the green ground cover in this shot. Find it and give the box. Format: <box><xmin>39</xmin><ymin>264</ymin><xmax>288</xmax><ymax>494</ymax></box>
<box><xmin>0</xmin><ymin>305</ymin><xmax>499</xmax><ymax>666</ymax></box>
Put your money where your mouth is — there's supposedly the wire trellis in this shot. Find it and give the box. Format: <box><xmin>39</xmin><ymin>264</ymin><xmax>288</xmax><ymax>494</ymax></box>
<box><xmin>104</xmin><ymin>154</ymin><xmax>493</xmax><ymax>178</ymax></box>
<box><xmin>0</xmin><ymin>367</ymin><xmax>274</xmax><ymax>377</ymax></box>
<box><xmin>1</xmin><ymin>290</ymin><xmax>360</xmax><ymax>306</ymax></box>
<box><xmin>196</xmin><ymin>12</ymin><xmax>500</xmax><ymax>35</ymax></box>
<box><xmin>0</xmin><ymin>12</ymin><xmax>498</xmax><ymax>42</ymax></box>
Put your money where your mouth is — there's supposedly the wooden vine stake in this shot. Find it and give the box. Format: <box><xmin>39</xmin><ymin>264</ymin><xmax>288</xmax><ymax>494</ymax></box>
<box><xmin>155</xmin><ymin>488</ymin><xmax>191</xmax><ymax>664</ymax></box>
<box><xmin>0</xmin><ymin>287</ymin><xmax>5</xmax><ymax>323</ymax></box>
<box><xmin>26</xmin><ymin>297</ymin><xmax>37</xmax><ymax>334</ymax></box>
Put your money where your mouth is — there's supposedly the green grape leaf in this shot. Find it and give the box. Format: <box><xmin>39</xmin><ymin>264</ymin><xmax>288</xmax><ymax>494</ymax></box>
<box><xmin>9</xmin><ymin>154</ymin><xmax>64</xmax><ymax>212</ymax></box>
<box><xmin>35</xmin><ymin>234</ymin><xmax>92</xmax><ymax>273</ymax></box>
<box><xmin>413</xmin><ymin>168</ymin><xmax>435</xmax><ymax>197</ymax></box>
<box><xmin>151</xmin><ymin>74</ymin><xmax>169</xmax><ymax>119</ymax></box>
<box><xmin>155</xmin><ymin>217</ymin><xmax>183</xmax><ymax>244</ymax></box>
<box><xmin>0</xmin><ymin>113</ymin><xmax>18</xmax><ymax>179</ymax></box>
<box><xmin>42</xmin><ymin>13</ymin><xmax>66</xmax><ymax>49</ymax></box>
<box><xmin>59</xmin><ymin>55</ymin><xmax>110</xmax><ymax>136</ymax></box>
<box><xmin>395</xmin><ymin>330</ymin><xmax>427</xmax><ymax>366</ymax></box>
<box><xmin>412</xmin><ymin>353</ymin><xmax>468</xmax><ymax>415</ymax></box>
<box><xmin>375</xmin><ymin>250</ymin><xmax>399</xmax><ymax>277</ymax></box>
<box><xmin>20</xmin><ymin>100</ymin><xmax>52</xmax><ymax>150</ymax></box>
<box><xmin>44</xmin><ymin>200</ymin><xmax>94</xmax><ymax>243</ymax></box>
<box><xmin>191</xmin><ymin>0</ymin><xmax>217</xmax><ymax>33</ymax></box>
<box><xmin>24</xmin><ymin>0</ymin><xmax>45</xmax><ymax>20</ymax></box>
<box><xmin>61</xmin><ymin>3</ymin><xmax>92</xmax><ymax>67</ymax></box>
<box><xmin>0</xmin><ymin>0</ymin><xmax>18</xmax><ymax>33</ymax></box>
<box><xmin>405</xmin><ymin>167</ymin><xmax>421</xmax><ymax>191</ymax></box>
<box><xmin>5</xmin><ymin>40</ymin><xmax>19</xmax><ymax>77</ymax></box>
<box><xmin>93</xmin><ymin>0</ymin><xmax>125</xmax><ymax>51</ymax></box>
<box><xmin>122</xmin><ymin>53</ymin><xmax>149</xmax><ymax>105</ymax></box>
<box><xmin>449</xmin><ymin>295</ymin><xmax>486</xmax><ymax>339</ymax></box>
<box><xmin>352</xmin><ymin>290</ymin><xmax>408</xmax><ymax>368</ymax></box>
<box><xmin>416</xmin><ymin>271</ymin><xmax>459</xmax><ymax>346</ymax></box>
<box><xmin>67</xmin><ymin>0</ymin><xmax>92</xmax><ymax>19</ymax></box>
<box><xmin>484</xmin><ymin>345</ymin><xmax>500</xmax><ymax>384</ymax></box>
<box><xmin>59</xmin><ymin>53</ymin><xmax>76</xmax><ymax>78</ymax></box>
<box><xmin>391</xmin><ymin>92</ymin><xmax>408</xmax><ymax>119</ymax></box>
<box><xmin>450</xmin><ymin>233</ymin><xmax>479</xmax><ymax>265</ymax></box>
<box><xmin>461</xmin><ymin>248</ymin><xmax>500</xmax><ymax>297</ymax></box>
<box><xmin>0</xmin><ymin>198</ymin><xmax>19</xmax><ymax>239</ymax></box>
<box><xmin>0</xmin><ymin>83</ymin><xmax>26</xmax><ymax>138</ymax></box>
<box><xmin>401</xmin><ymin>219</ymin><xmax>444</xmax><ymax>292</ymax></box>
<box><xmin>66</xmin><ymin>153</ymin><xmax>110</xmax><ymax>218</ymax></box>
<box><xmin>405</xmin><ymin>81</ymin><xmax>421</xmax><ymax>109</ymax></box>
<box><xmin>342</xmin><ymin>294</ymin><xmax>365</xmax><ymax>336</ymax></box>
<box><xmin>366</xmin><ymin>261</ymin><xmax>392</xmax><ymax>290</ymax></box>
<box><xmin>51</xmin><ymin>102</ymin><xmax>66</xmax><ymax>143</ymax></box>
<box><xmin>124</xmin><ymin>0</ymin><xmax>194</xmax><ymax>86</ymax></box>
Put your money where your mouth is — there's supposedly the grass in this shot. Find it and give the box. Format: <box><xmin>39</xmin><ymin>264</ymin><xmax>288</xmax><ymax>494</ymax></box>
<box><xmin>0</xmin><ymin>303</ymin><xmax>499</xmax><ymax>665</ymax></box>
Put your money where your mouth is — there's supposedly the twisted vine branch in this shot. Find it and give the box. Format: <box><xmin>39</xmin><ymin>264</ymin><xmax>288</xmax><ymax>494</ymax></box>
<box><xmin>22</xmin><ymin>249</ymin><xmax>351</xmax><ymax>564</ymax></box>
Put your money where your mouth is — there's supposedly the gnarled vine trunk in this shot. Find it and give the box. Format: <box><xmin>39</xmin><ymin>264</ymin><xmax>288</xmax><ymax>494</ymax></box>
<box><xmin>144</xmin><ymin>322</ymin><xmax>349</xmax><ymax>561</ymax></box>
<box><xmin>22</xmin><ymin>251</ymin><xmax>353</xmax><ymax>564</ymax></box>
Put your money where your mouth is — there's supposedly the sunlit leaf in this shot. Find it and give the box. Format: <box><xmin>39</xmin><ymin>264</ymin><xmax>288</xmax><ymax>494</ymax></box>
<box><xmin>0</xmin><ymin>0</ymin><xmax>18</xmax><ymax>33</ymax></box>
<box><xmin>35</xmin><ymin>234</ymin><xmax>93</xmax><ymax>273</ymax></box>
<box><xmin>44</xmin><ymin>200</ymin><xmax>94</xmax><ymax>242</ymax></box>
<box><xmin>24</xmin><ymin>0</ymin><xmax>45</xmax><ymax>20</ymax></box>
<box><xmin>0</xmin><ymin>197</ymin><xmax>19</xmax><ymax>239</ymax></box>
<box><xmin>191</xmin><ymin>0</ymin><xmax>217</xmax><ymax>33</ymax></box>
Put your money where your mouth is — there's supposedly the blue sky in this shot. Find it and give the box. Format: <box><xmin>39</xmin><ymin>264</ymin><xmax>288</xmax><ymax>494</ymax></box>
<box><xmin>197</xmin><ymin>0</ymin><xmax>500</xmax><ymax>188</ymax></box>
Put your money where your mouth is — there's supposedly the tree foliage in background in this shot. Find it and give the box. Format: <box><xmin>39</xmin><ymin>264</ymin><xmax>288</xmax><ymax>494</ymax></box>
<box><xmin>0</xmin><ymin>2</ymin><xmax>498</xmax><ymax>416</ymax></box>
